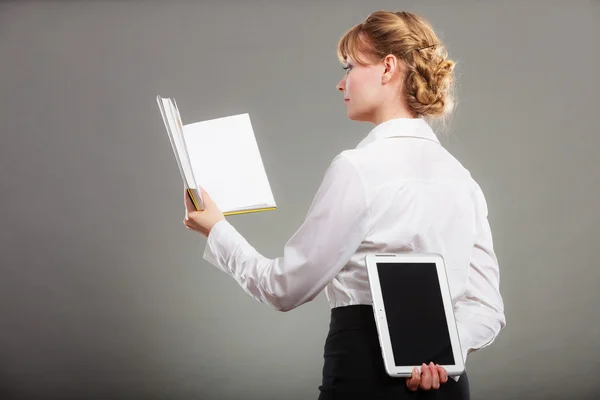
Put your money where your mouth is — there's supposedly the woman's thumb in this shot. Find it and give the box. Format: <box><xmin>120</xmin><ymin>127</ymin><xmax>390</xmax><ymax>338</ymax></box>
<box><xmin>200</xmin><ymin>187</ymin><xmax>213</xmax><ymax>206</ymax></box>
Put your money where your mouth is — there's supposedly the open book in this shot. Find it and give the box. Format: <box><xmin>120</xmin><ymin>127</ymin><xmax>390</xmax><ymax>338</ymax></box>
<box><xmin>156</xmin><ymin>95</ymin><xmax>277</xmax><ymax>216</ymax></box>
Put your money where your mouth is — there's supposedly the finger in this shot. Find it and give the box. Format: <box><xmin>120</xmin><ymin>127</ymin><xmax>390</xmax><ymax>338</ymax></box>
<box><xmin>430</xmin><ymin>362</ymin><xmax>439</xmax><ymax>389</ymax></box>
<box><xmin>420</xmin><ymin>363</ymin><xmax>432</xmax><ymax>390</ymax></box>
<box><xmin>199</xmin><ymin>186</ymin><xmax>209</xmax><ymax>199</ymax></box>
<box><xmin>436</xmin><ymin>365</ymin><xmax>448</xmax><ymax>383</ymax></box>
<box><xmin>199</xmin><ymin>186</ymin><xmax>217</xmax><ymax>208</ymax></box>
<box><xmin>406</xmin><ymin>368</ymin><xmax>419</xmax><ymax>391</ymax></box>
<box><xmin>406</xmin><ymin>367</ymin><xmax>420</xmax><ymax>391</ymax></box>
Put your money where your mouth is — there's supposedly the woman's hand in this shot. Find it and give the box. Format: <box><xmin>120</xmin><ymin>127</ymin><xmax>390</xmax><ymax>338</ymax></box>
<box><xmin>406</xmin><ymin>363</ymin><xmax>448</xmax><ymax>391</ymax></box>
<box><xmin>183</xmin><ymin>188</ymin><xmax>225</xmax><ymax>237</ymax></box>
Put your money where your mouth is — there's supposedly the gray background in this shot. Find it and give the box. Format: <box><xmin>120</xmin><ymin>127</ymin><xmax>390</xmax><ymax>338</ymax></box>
<box><xmin>1</xmin><ymin>0</ymin><xmax>599</xmax><ymax>399</ymax></box>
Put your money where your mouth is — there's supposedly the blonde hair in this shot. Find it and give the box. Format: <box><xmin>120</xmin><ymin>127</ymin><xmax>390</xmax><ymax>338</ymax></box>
<box><xmin>337</xmin><ymin>11</ymin><xmax>456</xmax><ymax>121</ymax></box>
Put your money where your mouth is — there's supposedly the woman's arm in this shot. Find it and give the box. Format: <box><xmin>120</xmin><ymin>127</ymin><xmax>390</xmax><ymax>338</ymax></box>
<box><xmin>199</xmin><ymin>152</ymin><xmax>370</xmax><ymax>312</ymax></box>
<box><xmin>454</xmin><ymin>185</ymin><xmax>506</xmax><ymax>362</ymax></box>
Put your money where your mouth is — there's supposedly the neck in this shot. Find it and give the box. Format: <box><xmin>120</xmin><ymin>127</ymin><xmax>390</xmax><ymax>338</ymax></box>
<box><xmin>371</xmin><ymin>105</ymin><xmax>415</xmax><ymax>126</ymax></box>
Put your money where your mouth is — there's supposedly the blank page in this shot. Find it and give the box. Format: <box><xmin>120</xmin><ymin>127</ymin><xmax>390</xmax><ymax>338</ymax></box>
<box><xmin>157</xmin><ymin>97</ymin><xmax>198</xmax><ymax>191</ymax></box>
<box><xmin>183</xmin><ymin>113</ymin><xmax>275</xmax><ymax>213</ymax></box>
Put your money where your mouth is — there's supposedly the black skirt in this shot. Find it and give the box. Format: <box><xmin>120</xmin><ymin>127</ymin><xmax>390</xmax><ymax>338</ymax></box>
<box><xmin>318</xmin><ymin>305</ymin><xmax>470</xmax><ymax>400</ymax></box>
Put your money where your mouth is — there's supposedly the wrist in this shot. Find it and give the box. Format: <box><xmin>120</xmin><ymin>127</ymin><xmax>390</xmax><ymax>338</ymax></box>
<box><xmin>206</xmin><ymin>218</ymin><xmax>226</xmax><ymax>236</ymax></box>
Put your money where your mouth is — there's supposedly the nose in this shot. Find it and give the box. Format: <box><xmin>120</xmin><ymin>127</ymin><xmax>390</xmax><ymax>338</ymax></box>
<box><xmin>336</xmin><ymin>76</ymin><xmax>345</xmax><ymax>92</ymax></box>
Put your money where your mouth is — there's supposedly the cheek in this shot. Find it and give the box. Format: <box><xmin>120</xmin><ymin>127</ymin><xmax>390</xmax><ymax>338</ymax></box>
<box><xmin>348</xmin><ymin>70</ymin><xmax>379</xmax><ymax>102</ymax></box>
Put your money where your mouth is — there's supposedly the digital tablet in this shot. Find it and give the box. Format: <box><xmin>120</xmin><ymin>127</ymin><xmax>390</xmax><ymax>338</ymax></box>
<box><xmin>365</xmin><ymin>253</ymin><xmax>465</xmax><ymax>378</ymax></box>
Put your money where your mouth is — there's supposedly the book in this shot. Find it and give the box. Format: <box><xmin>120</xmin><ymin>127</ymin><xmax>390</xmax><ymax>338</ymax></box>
<box><xmin>156</xmin><ymin>95</ymin><xmax>277</xmax><ymax>216</ymax></box>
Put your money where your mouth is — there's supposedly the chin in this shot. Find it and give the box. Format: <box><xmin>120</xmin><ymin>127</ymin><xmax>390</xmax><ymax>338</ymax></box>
<box><xmin>346</xmin><ymin>108</ymin><xmax>371</xmax><ymax>122</ymax></box>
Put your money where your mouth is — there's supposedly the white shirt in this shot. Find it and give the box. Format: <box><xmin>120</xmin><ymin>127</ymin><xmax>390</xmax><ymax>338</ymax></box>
<box><xmin>203</xmin><ymin>117</ymin><xmax>506</xmax><ymax>366</ymax></box>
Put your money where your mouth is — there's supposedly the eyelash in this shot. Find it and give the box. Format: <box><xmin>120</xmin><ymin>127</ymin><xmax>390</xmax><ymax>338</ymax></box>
<box><xmin>342</xmin><ymin>65</ymin><xmax>353</xmax><ymax>72</ymax></box>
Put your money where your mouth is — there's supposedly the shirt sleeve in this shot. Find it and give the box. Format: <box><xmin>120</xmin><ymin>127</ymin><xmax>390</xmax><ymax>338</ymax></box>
<box><xmin>454</xmin><ymin>184</ymin><xmax>506</xmax><ymax>362</ymax></box>
<box><xmin>202</xmin><ymin>152</ymin><xmax>370</xmax><ymax>312</ymax></box>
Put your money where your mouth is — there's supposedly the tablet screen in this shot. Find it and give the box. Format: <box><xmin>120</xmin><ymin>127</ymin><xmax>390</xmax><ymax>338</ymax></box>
<box><xmin>377</xmin><ymin>262</ymin><xmax>455</xmax><ymax>366</ymax></box>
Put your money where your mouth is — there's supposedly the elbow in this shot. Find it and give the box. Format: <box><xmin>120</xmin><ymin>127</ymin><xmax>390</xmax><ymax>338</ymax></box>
<box><xmin>275</xmin><ymin>303</ymin><xmax>295</xmax><ymax>312</ymax></box>
<box><xmin>487</xmin><ymin>309</ymin><xmax>506</xmax><ymax>345</ymax></box>
<box><xmin>271</xmin><ymin>296</ymin><xmax>309</xmax><ymax>312</ymax></box>
<box><xmin>498</xmin><ymin>310</ymin><xmax>507</xmax><ymax>332</ymax></box>
<box><xmin>269</xmin><ymin>296</ymin><xmax>294</xmax><ymax>312</ymax></box>
<box><xmin>261</xmin><ymin>273</ymin><xmax>320</xmax><ymax>312</ymax></box>
<box><xmin>493</xmin><ymin>300</ymin><xmax>507</xmax><ymax>332</ymax></box>
<box><xmin>269</xmin><ymin>291</ymin><xmax>316</xmax><ymax>312</ymax></box>
<box><xmin>270</xmin><ymin>301</ymin><xmax>296</xmax><ymax>313</ymax></box>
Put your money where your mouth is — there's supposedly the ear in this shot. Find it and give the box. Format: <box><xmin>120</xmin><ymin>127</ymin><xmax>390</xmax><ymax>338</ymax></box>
<box><xmin>381</xmin><ymin>54</ymin><xmax>399</xmax><ymax>84</ymax></box>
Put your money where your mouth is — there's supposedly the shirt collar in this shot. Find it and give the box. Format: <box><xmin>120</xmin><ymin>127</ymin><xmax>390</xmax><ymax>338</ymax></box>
<box><xmin>355</xmin><ymin>118</ymin><xmax>439</xmax><ymax>149</ymax></box>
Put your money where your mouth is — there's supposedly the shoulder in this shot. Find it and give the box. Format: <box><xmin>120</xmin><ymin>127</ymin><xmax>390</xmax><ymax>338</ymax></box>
<box><xmin>327</xmin><ymin>149</ymin><xmax>361</xmax><ymax>175</ymax></box>
<box><xmin>319</xmin><ymin>150</ymin><xmax>369</xmax><ymax>194</ymax></box>
<box><xmin>330</xmin><ymin>146</ymin><xmax>378</xmax><ymax>175</ymax></box>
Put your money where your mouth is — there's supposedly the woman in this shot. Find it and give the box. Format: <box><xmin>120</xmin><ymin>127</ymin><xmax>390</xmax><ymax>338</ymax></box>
<box><xmin>184</xmin><ymin>10</ymin><xmax>505</xmax><ymax>399</ymax></box>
